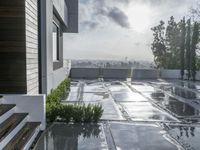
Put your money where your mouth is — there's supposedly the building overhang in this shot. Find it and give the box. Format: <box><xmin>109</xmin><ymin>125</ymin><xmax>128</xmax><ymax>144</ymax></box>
<box><xmin>65</xmin><ymin>0</ymin><xmax>78</xmax><ymax>33</ymax></box>
<box><xmin>52</xmin><ymin>0</ymin><xmax>78</xmax><ymax>33</ymax></box>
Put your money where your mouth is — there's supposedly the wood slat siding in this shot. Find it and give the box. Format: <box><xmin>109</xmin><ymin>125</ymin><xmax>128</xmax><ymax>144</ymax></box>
<box><xmin>26</xmin><ymin>0</ymin><xmax>39</xmax><ymax>94</ymax></box>
<box><xmin>0</xmin><ymin>0</ymin><xmax>39</xmax><ymax>94</ymax></box>
<box><xmin>0</xmin><ymin>0</ymin><xmax>26</xmax><ymax>94</ymax></box>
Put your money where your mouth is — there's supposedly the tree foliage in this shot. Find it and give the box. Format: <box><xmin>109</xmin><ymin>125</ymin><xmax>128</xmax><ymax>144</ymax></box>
<box><xmin>151</xmin><ymin>21</ymin><xmax>166</xmax><ymax>68</ymax></box>
<box><xmin>180</xmin><ymin>17</ymin><xmax>186</xmax><ymax>79</ymax></box>
<box><xmin>191</xmin><ymin>22</ymin><xmax>199</xmax><ymax>81</ymax></box>
<box><xmin>151</xmin><ymin>16</ymin><xmax>200</xmax><ymax>81</ymax></box>
<box><xmin>165</xmin><ymin>16</ymin><xmax>181</xmax><ymax>69</ymax></box>
<box><xmin>185</xmin><ymin>19</ymin><xmax>192</xmax><ymax>80</ymax></box>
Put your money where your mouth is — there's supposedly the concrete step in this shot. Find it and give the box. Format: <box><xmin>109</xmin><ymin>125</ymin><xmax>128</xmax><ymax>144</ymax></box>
<box><xmin>0</xmin><ymin>104</ymin><xmax>16</xmax><ymax>124</ymax></box>
<box><xmin>0</xmin><ymin>104</ymin><xmax>15</xmax><ymax>117</ymax></box>
<box><xmin>0</xmin><ymin>113</ymin><xmax>28</xmax><ymax>149</ymax></box>
<box><xmin>3</xmin><ymin>122</ymin><xmax>41</xmax><ymax>150</ymax></box>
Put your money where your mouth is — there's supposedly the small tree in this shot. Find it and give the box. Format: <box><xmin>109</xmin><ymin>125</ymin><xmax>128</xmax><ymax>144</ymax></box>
<box><xmin>151</xmin><ymin>21</ymin><xmax>167</xmax><ymax>68</ymax></box>
<box><xmin>180</xmin><ymin>17</ymin><xmax>186</xmax><ymax>79</ymax></box>
<box><xmin>165</xmin><ymin>16</ymin><xmax>181</xmax><ymax>69</ymax></box>
<box><xmin>191</xmin><ymin>22</ymin><xmax>199</xmax><ymax>81</ymax></box>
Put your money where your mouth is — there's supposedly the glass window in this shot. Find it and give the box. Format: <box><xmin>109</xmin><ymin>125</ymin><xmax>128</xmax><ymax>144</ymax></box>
<box><xmin>53</xmin><ymin>22</ymin><xmax>59</xmax><ymax>61</ymax></box>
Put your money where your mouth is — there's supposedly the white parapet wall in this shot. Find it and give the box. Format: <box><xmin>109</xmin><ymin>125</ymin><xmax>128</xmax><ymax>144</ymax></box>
<box><xmin>132</xmin><ymin>69</ymin><xmax>158</xmax><ymax>79</ymax></box>
<box><xmin>70</xmin><ymin>68</ymin><xmax>100</xmax><ymax>79</ymax></box>
<box><xmin>102</xmin><ymin>68</ymin><xmax>130</xmax><ymax>79</ymax></box>
<box><xmin>160</xmin><ymin>69</ymin><xmax>181</xmax><ymax>79</ymax></box>
<box><xmin>1</xmin><ymin>94</ymin><xmax>46</xmax><ymax>130</ymax></box>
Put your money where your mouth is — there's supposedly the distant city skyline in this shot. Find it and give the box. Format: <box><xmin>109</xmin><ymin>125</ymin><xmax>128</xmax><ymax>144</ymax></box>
<box><xmin>64</xmin><ymin>0</ymin><xmax>197</xmax><ymax>61</ymax></box>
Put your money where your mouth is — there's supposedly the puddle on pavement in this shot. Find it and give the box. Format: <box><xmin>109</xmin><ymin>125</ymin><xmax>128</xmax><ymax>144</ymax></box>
<box><xmin>173</xmin><ymin>81</ymin><xmax>198</xmax><ymax>90</ymax></box>
<box><xmin>144</xmin><ymin>91</ymin><xmax>199</xmax><ymax>118</ymax></box>
<box><xmin>112</xmin><ymin>92</ymin><xmax>148</xmax><ymax>102</ymax></box>
<box><xmin>109</xmin><ymin>122</ymin><xmax>180</xmax><ymax>150</ymax></box>
<box><xmin>166</xmin><ymin>124</ymin><xmax>200</xmax><ymax>150</ymax></box>
<box><xmin>120</xmin><ymin>102</ymin><xmax>177</xmax><ymax>122</ymax></box>
<box><xmin>142</xmin><ymin>90</ymin><xmax>165</xmax><ymax>100</ymax></box>
<box><xmin>165</xmin><ymin>86</ymin><xmax>198</xmax><ymax>99</ymax></box>
<box><xmin>35</xmin><ymin>123</ymin><xmax>107</xmax><ymax>150</ymax></box>
<box><xmin>160</xmin><ymin>97</ymin><xmax>199</xmax><ymax>117</ymax></box>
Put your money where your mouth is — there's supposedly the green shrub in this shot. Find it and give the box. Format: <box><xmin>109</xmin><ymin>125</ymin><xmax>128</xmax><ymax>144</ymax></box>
<box><xmin>46</xmin><ymin>78</ymin><xmax>104</xmax><ymax>123</ymax></box>
<box><xmin>92</xmin><ymin>104</ymin><xmax>104</xmax><ymax>123</ymax></box>
<box><xmin>46</xmin><ymin>79</ymin><xmax>71</xmax><ymax>122</ymax></box>
<box><xmin>46</xmin><ymin>102</ymin><xmax>61</xmax><ymax>122</ymax></box>
<box><xmin>58</xmin><ymin>105</ymin><xmax>73</xmax><ymax>123</ymax></box>
<box><xmin>83</xmin><ymin>104</ymin><xmax>93</xmax><ymax>123</ymax></box>
<box><xmin>72</xmin><ymin>105</ymin><xmax>84</xmax><ymax>123</ymax></box>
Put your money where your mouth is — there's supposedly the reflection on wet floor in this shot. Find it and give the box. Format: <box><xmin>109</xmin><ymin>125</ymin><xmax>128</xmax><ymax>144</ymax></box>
<box><xmin>110</xmin><ymin>122</ymin><xmax>179</xmax><ymax>150</ymax></box>
<box><xmin>120</xmin><ymin>102</ymin><xmax>177</xmax><ymax>122</ymax></box>
<box><xmin>166</xmin><ymin>124</ymin><xmax>200</xmax><ymax>150</ymax></box>
<box><xmin>35</xmin><ymin>123</ymin><xmax>107</xmax><ymax>150</ymax></box>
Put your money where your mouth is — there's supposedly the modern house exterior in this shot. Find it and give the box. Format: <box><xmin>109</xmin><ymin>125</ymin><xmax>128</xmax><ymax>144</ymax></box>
<box><xmin>0</xmin><ymin>0</ymin><xmax>78</xmax><ymax>149</ymax></box>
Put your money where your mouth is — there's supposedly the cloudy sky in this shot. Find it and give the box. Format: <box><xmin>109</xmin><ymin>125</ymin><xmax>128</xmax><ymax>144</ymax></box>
<box><xmin>63</xmin><ymin>0</ymin><xmax>197</xmax><ymax>62</ymax></box>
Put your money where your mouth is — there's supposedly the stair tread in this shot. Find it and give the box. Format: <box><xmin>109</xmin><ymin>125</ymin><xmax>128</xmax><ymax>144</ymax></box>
<box><xmin>3</xmin><ymin>122</ymin><xmax>41</xmax><ymax>150</ymax></box>
<box><xmin>0</xmin><ymin>113</ymin><xmax>28</xmax><ymax>142</ymax></box>
<box><xmin>0</xmin><ymin>104</ymin><xmax>16</xmax><ymax>117</ymax></box>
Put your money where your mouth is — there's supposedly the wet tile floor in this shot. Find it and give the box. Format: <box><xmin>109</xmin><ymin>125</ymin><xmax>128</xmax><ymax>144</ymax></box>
<box><xmin>35</xmin><ymin>79</ymin><xmax>200</xmax><ymax>150</ymax></box>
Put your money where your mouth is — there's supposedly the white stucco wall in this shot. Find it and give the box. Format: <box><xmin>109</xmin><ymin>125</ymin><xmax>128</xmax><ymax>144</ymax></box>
<box><xmin>47</xmin><ymin>67</ymin><xmax>67</xmax><ymax>94</ymax></box>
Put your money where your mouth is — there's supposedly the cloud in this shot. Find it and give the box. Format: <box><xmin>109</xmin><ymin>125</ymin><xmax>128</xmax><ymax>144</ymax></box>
<box><xmin>79</xmin><ymin>0</ymin><xmax>130</xmax><ymax>30</ymax></box>
<box><xmin>80</xmin><ymin>21</ymin><xmax>99</xmax><ymax>30</ymax></box>
<box><xmin>107</xmin><ymin>7</ymin><xmax>130</xmax><ymax>28</ymax></box>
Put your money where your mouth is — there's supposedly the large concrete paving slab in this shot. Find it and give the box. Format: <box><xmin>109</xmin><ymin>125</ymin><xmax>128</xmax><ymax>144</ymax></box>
<box><xmin>112</xmin><ymin>91</ymin><xmax>148</xmax><ymax>102</ymax></box>
<box><xmin>82</xmin><ymin>92</ymin><xmax>110</xmax><ymax>102</ymax></box>
<box><xmin>84</xmin><ymin>83</ymin><xmax>106</xmax><ymax>93</ymax></box>
<box><xmin>84</xmin><ymin>98</ymin><xmax>124</xmax><ymax>121</ymax></box>
<box><xmin>120</xmin><ymin>102</ymin><xmax>178</xmax><ymax>122</ymax></box>
<box><xmin>109</xmin><ymin>122</ymin><xmax>180</xmax><ymax>150</ymax></box>
<box><xmin>131</xmin><ymin>83</ymin><xmax>156</xmax><ymax>92</ymax></box>
<box><xmin>35</xmin><ymin>123</ymin><xmax>108</xmax><ymax>150</ymax></box>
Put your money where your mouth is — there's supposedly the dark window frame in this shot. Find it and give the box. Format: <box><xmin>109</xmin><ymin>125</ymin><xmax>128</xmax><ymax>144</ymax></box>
<box><xmin>53</xmin><ymin>22</ymin><xmax>60</xmax><ymax>61</ymax></box>
<box><xmin>53</xmin><ymin>13</ymin><xmax>63</xmax><ymax>70</ymax></box>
